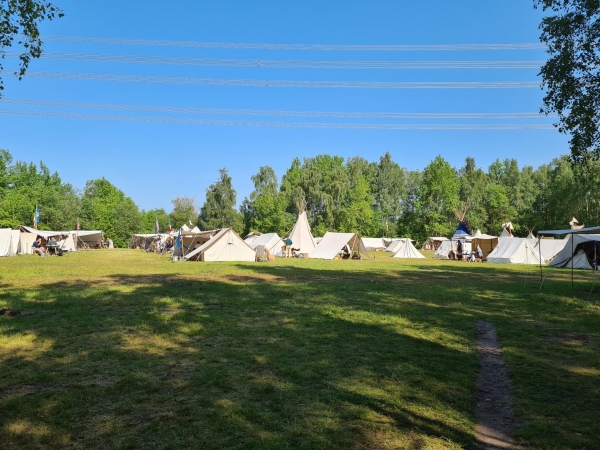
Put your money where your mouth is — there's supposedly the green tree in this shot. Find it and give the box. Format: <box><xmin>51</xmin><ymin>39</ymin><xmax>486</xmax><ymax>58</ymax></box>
<box><xmin>535</xmin><ymin>0</ymin><xmax>600</xmax><ymax>161</ymax></box>
<box><xmin>198</xmin><ymin>168</ymin><xmax>243</xmax><ymax>233</ymax></box>
<box><xmin>141</xmin><ymin>208</ymin><xmax>170</xmax><ymax>233</ymax></box>
<box><xmin>241</xmin><ymin>166</ymin><xmax>289</xmax><ymax>236</ymax></box>
<box><xmin>81</xmin><ymin>178</ymin><xmax>141</xmax><ymax>247</ymax></box>
<box><xmin>414</xmin><ymin>156</ymin><xmax>459</xmax><ymax>240</ymax></box>
<box><xmin>484</xmin><ymin>184</ymin><xmax>517</xmax><ymax>235</ymax></box>
<box><xmin>0</xmin><ymin>0</ymin><xmax>63</xmax><ymax>96</ymax></box>
<box><xmin>169</xmin><ymin>197</ymin><xmax>197</xmax><ymax>230</ymax></box>
<box><xmin>374</xmin><ymin>152</ymin><xmax>406</xmax><ymax>236</ymax></box>
<box><xmin>458</xmin><ymin>157</ymin><xmax>489</xmax><ymax>233</ymax></box>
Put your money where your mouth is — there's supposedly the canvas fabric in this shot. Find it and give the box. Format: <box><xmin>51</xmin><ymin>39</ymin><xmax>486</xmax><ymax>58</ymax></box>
<box><xmin>391</xmin><ymin>240</ymin><xmax>425</xmax><ymax>258</ymax></box>
<box><xmin>549</xmin><ymin>234</ymin><xmax>600</xmax><ymax>269</ymax></box>
<box><xmin>309</xmin><ymin>232</ymin><xmax>367</xmax><ymax>260</ymax></box>
<box><xmin>288</xmin><ymin>211</ymin><xmax>316</xmax><ymax>254</ymax></box>
<box><xmin>486</xmin><ymin>238</ymin><xmax>542</xmax><ymax>265</ymax></box>
<box><xmin>244</xmin><ymin>233</ymin><xmax>285</xmax><ymax>257</ymax></box>
<box><xmin>183</xmin><ymin>228</ymin><xmax>255</xmax><ymax>262</ymax></box>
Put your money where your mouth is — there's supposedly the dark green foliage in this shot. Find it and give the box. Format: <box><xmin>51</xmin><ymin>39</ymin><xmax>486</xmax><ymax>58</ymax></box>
<box><xmin>4</xmin><ymin>147</ymin><xmax>600</xmax><ymax>245</ymax></box>
<box><xmin>198</xmin><ymin>168</ymin><xmax>243</xmax><ymax>233</ymax></box>
<box><xmin>81</xmin><ymin>178</ymin><xmax>142</xmax><ymax>248</ymax></box>
<box><xmin>0</xmin><ymin>0</ymin><xmax>64</xmax><ymax>96</ymax></box>
<box><xmin>535</xmin><ymin>0</ymin><xmax>600</xmax><ymax>161</ymax></box>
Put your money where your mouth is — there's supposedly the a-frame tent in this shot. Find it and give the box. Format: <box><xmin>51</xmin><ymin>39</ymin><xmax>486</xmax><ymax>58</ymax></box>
<box><xmin>182</xmin><ymin>228</ymin><xmax>256</xmax><ymax>262</ymax></box>
<box><xmin>309</xmin><ymin>232</ymin><xmax>367</xmax><ymax>260</ymax></box>
<box><xmin>548</xmin><ymin>234</ymin><xmax>600</xmax><ymax>270</ymax></box>
<box><xmin>244</xmin><ymin>232</ymin><xmax>285</xmax><ymax>257</ymax></box>
<box><xmin>287</xmin><ymin>206</ymin><xmax>316</xmax><ymax>254</ymax></box>
<box><xmin>391</xmin><ymin>239</ymin><xmax>425</xmax><ymax>259</ymax></box>
<box><xmin>486</xmin><ymin>238</ymin><xmax>543</xmax><ymax>265</ymax></box>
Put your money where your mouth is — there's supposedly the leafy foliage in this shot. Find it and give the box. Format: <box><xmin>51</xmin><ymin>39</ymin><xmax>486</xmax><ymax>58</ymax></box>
<box><xmin>536</xmin><ymin>0</ymin><xmax>600</xmax><ymax>161</ymax></box>
<box><xmin>0</xmin><ymin>0</ymin><xmax>64</xmax><ymax>96</ymax></box>
<box><xmin>198</xmin><ymin>168</ymin><xmax>243</xmax><ymax>233</ymax></box>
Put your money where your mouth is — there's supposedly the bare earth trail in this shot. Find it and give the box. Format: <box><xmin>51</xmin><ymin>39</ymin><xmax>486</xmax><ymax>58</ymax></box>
<box><xmin>475</xmin><ymin>321</ymin><xmax>517</xmax><ymax>450</ymax></box>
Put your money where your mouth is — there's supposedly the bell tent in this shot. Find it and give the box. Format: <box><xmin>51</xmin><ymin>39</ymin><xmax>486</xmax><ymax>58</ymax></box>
<box><xmin>182</xmin><ymin>228</ymin><xmax>256</xmax><ymax>262</ymax></box>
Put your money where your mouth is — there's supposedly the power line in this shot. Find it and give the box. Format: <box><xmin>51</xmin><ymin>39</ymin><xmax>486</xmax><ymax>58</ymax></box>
<box><xmin>2</xmin><ymin>51</ymin><xmax>544</xmax><ymax>69</ymax></box>
<box><xmin>43</xmin><ymin>35</ymin><xmax>547</xmax><ymax>51</ymax></box>
<box><xmin>1</xmin><ymin>98</ymin><xmax>554</xmax><ymax>119</ymax></box>
<box><xmin>17</xmin><ymin>71</ymin><xmax>541</xmax><ymax>89</ymax></box>
<box><xmin>0</xmin><ymin>108</ymin><xmax>556</xmax><ymax>129</ymax></box>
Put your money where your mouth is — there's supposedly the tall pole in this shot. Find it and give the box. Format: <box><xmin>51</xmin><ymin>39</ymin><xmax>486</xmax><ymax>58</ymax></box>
<box><xmin>572</xmin><ymin>233</ymin><xmax>574</xmax><ymax>288</ymax></box>
<box><xmin>538</xmin><ymin>236</ymin><xmax>543</xmax><ymax>287</ymax></box>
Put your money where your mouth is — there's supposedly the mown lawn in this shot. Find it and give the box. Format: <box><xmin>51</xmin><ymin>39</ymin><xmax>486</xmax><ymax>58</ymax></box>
<box><xmin>0</xmin><ymin>250</ymin><xmax>599</xmax><ymax>449</ymax></box>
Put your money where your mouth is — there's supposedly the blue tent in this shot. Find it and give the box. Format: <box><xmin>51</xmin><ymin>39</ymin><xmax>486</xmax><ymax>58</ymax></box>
<box><xmin>452</xmin><ymin>221</ymin><xmax>472</xmax><ymax>240</ymax></box>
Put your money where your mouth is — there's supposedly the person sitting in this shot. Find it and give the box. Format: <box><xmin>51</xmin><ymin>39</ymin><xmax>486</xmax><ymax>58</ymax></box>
<box><xmin>48</xmin><ymin>237</ymin><xmax>64</xmax><ymax>256</ymax></box>
<box><xmin>32</xmin><ymin>237</ymin><xmax>46</xmax><ymax>257</ymax></box>
<box><xmin>194</xmin><ymin>240</ymin><xmax>203</xmax><ymax>249</ymax></box>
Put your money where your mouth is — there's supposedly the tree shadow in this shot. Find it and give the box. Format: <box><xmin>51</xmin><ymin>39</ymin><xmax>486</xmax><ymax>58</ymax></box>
<box><xmin>0</xmin><ymin>261</ymin><xmax>598</xmax><ymax>449</ymax></box>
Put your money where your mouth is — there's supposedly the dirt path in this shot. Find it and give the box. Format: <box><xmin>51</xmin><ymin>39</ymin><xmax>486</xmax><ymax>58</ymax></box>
<box><xmin>475</xmin><ymin>321</ymin><xmax>517</xmax><ymax>449</ymax></box>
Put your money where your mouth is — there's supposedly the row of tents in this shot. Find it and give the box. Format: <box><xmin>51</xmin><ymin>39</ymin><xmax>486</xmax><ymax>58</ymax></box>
<box><xmin>130</xmin><ymin>209</ymin><xmax>427</xmax><ymax>262</ymax></box>
<box><xmin>429</xmin><ymin>218</ymin><xmax>600</xmax><ymax>269</ymax></box>
<box><xmin>0</xmin><ymin>226</ymin><xmax>104</xmax><ymax>257</ymax></box>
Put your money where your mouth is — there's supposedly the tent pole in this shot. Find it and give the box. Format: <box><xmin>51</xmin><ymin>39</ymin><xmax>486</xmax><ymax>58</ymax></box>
<box><xmin>571</xmin><ymin>233</ymin><xmax>574</xmax><ymax>288</ymax></box>
<box><xmin>538</xmin><ymin>236</ymin><xmax>543</xmax><ymax>288</ymax></box>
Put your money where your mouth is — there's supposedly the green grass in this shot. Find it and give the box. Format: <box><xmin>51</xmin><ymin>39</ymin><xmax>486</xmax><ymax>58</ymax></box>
<box><xmin>0</xmin><ymin>250</ymin><xmax>599</xmax><ymax>449</ymax></box>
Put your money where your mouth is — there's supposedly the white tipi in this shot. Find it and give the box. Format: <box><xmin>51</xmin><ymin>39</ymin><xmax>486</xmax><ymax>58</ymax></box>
<box><xmin>287</xmin><ymin>201</ymin><xmax>316</xmax><ymax>254</ymax></box>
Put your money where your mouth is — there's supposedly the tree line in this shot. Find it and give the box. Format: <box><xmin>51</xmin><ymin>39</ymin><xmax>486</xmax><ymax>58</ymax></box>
<box><xmin>2</xmin><ymin>148</ymin><xmax>600</xmax><ymax>247</ymax></box>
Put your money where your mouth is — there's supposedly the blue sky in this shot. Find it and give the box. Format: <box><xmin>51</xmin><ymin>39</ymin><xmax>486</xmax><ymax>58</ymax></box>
<box><xmin>0</xmin><ymin>1</ymin><xmax>566</xmax><ymax>211</ymax></box>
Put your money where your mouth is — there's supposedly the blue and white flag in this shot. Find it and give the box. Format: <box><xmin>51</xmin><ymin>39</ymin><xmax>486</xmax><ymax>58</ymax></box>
<box><xmin>155</xmin><ymin>216</ymin><xmax>160</xmax><ymax>233</ymax></box>
<box><xmin>33</xmin><ymin>205</ymin><xmax>40</xmax><ymax>229</ymax></box>
<box><xmin>176</xmin><ymin>228</ymin><xmax>182</xmax><ymax>249</ymax></box>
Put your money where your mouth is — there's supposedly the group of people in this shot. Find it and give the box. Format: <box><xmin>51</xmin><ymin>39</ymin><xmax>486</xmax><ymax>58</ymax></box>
<box><xmin>32</xmin><ymin>235</ymin><xmax>114</xmax><ymax>256</ymax></box>
<box><xmin>32</xmin><ymin>236</ymin><xmax>62</xmax><ymax>257</ymax></box>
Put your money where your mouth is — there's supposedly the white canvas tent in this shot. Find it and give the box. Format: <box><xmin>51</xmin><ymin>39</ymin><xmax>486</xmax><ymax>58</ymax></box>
<box><xmin>391</xmin><ymin>239</ymin><xmax>425</xmax><ymax>259</ymax></box>
<box><xmin>422</xmin><ymin>236</ymin><xmax>448</xmax><ymax>251</ymax></box>
<box><xmin>385</xmin><ymin>238</ymin><xmax>415</xmax><ymax>253</ymax></box>
<box><xmin>548</xmin><ymin>234</ymin><xmax>600</xmax><ymax>270</ymax></box>
<box><xmin>361</xmin><ymin>237</ymin><xmax>388</xmax><ymax>251</ymax></box>
<box><xmin>287</xmin><ymin>210</ymin><xmax>316</xmax><ymax>254</ymax></box>
<box><xmin>244</xmin><ymin>232</ymin><xmax>285</xmax><ymax>257</ymax></box>
<box><xmin>72</xmin><ymin>230</ymin><xmax>104</xmax><ymax>248</ymax></box>
<box><xmin>10</xmin><ymin>230</ymin><xmax>20</xmax><ymax>255</ymax></box>
<box><xmin>182</xmin><ymin>228</ymin><xmax>255</xmax><ymax>262</ymax></box>
<box><xmin>499</xmin><ymin>222</ymin><xmax>515</xmax><ymax>238</ymax></box>
<box><xmin>19</xmin><ymin>232</ymin><xmax>37</xmax><ymax>254</ymax></box>
<box><xmin>0</xmin><ymin>229</ymin><xmax>14</xmax><ymax>256</ymax></box>
<box><xmin>434</xmin><ymin>240</ymin><xmax>453</xmax><ymax>259</ymax></box>
<box><xmin>309</xmin><ymin>232</ymin><xmax>367</xmax><ymax>260</ymax></box>
<box><xmin>471</xmin><ymin>233</ymin><xmax>499</xmax><ymax>259</ymax></box>
<box><xmin>58</xmin><ymin>232</ymin><xmax>77</xmax><ymax>252</ymax></box>
<box><xmin>486</xmin><ymin>238</ymin><xmax>542</xmax><ymax>265</ymax></box>
<box><xmin>535</xmin><ymin>238</ymin><xmax>567</xmax><ymax>263</ymax></box>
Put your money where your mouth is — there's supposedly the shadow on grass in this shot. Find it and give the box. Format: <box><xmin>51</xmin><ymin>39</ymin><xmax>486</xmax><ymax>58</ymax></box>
<box><xmin>0</xmin><ymin>261</ymin><xmax>599</xmax><ymax>449</ymax></box>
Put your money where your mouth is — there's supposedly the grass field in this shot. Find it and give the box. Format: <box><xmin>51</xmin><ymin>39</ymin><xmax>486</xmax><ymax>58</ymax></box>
<box><xmin>1</xmin><ymin>250</ymin><xmax>599</xmax><ymax>449</ymax></box>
